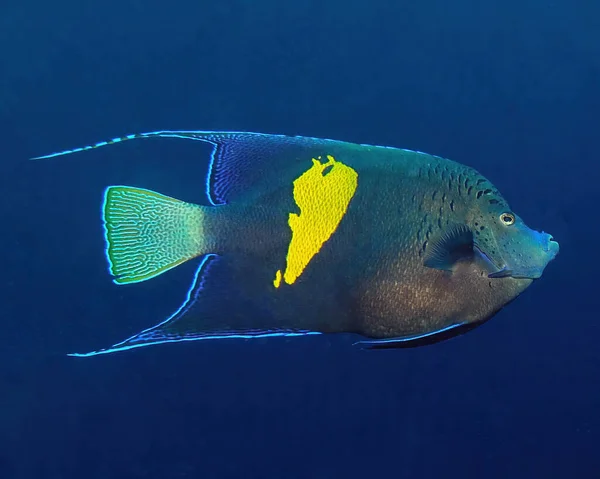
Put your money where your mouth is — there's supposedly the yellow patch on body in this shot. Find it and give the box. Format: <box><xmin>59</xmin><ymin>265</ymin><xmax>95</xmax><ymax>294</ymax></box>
<box><xmin>274</xmin><ymin>155</ymin><xmax>358</xmax><ymax>288</ymax></box>
<box><xmin>273</xmin><ymin>269</ymin><xmax>282</xmax><ymax>288</ymax></box>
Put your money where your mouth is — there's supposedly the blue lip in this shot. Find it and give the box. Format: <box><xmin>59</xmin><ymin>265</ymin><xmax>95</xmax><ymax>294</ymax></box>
<box><xmin>546</xmin><ymin>239</ymin><xmax>560</xmax><ymax>257</ymax></box>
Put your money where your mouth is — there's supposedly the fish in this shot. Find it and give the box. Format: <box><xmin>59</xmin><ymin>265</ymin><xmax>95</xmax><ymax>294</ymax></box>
<box><xmin>32</xmin><ymin>130</ymin><xmax>560</xmax><ymax>357</ymax></box>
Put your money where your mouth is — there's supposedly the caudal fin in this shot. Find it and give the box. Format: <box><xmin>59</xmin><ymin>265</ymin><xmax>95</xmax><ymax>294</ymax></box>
<box><xmin>103</xmin><ymin>186</ymin><xmax>208</xmax><ymax>284</ymax></box>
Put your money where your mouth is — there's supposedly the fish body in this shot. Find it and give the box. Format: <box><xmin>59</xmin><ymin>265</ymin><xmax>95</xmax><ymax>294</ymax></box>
<box><xmin>33</xmin><ymin>131</ymin><xmax>559</xmax><ymax>356</ymax></box>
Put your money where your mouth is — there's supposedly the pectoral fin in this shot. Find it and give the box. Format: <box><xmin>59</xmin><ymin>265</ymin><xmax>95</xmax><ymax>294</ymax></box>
<box><xmin>423</xmin><ymin>224</ymin><xmax>474</xmax><ymax>271</ymax></box>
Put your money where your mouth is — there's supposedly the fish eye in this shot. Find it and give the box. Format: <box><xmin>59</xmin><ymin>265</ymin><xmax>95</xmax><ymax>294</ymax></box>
<box><xmin>500</xmin><ymin>212</ymin><xmax>515</xmax><ymax>225</ymax></box>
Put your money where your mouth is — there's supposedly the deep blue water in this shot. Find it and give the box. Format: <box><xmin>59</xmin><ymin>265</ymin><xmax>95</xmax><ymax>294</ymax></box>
<box><xmin>2</xmin><ymin>0</ymin><xmax>599</xmax><ymax>477</ymax></box>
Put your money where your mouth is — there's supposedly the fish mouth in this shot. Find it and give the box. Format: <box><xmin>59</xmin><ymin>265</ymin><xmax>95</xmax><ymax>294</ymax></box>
<box><xmin>545</xmin><ymin>238</ymin><xmax>560</xmax><ymax>257</ymax></box>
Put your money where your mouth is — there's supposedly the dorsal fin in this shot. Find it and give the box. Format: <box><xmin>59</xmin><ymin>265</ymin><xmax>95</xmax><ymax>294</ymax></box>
<box><xmin>32</xmin><ymin>130</ymin><xmax>359</xmax><ymax>204</ymax></box>
<box><xmin>31</xmin><ymin>130</ymin><xmax>438</xmax><ymax>205</ymax></box>
<box><xmin>184</xmin><ymin>131</ymin><xmax>346</xmax><ymax>205</ymax></box>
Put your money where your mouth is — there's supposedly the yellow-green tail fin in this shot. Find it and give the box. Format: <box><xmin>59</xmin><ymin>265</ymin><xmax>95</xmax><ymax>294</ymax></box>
<box><xmin>103</xmin><ymin>186</ymin><xmax>207</xmax><ymax>284</ymax></box>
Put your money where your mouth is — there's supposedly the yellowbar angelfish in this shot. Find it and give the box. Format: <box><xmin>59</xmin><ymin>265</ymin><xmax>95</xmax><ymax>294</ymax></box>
<box><xmin>32</xmin><ymin>131</ymin><xmax>559</xmax><ymax>356</ymax></box>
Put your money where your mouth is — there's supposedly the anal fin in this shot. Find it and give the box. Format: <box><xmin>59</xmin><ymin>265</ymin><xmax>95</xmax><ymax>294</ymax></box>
<box><xmin>69</xmin><ymin>255</ymin><xmax>321</xmax><ymax>357</ymax></box>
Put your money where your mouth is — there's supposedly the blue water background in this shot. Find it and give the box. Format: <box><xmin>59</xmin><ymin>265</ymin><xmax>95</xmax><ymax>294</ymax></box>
<box><xmin>1</xmin><ymin>0</ymin><xmax>598</xmax><ymax>477</ymax></box>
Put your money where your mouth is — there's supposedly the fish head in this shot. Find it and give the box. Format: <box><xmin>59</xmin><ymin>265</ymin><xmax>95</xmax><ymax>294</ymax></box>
<box><xmin>471</xmin><ymin>203</ymin><xmax>559</xmax><ymax>280</ymax></box>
